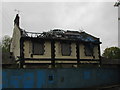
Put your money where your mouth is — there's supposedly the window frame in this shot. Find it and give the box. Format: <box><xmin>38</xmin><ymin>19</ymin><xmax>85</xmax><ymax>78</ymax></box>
<box><xmin>32</xmin><ymin>40</ymin><xmax>45</xmax><ymax>55</ymax></box>
<box><xmin>60</xmin><ymin>42</ymin><xmax>71</xmax><ymax>56</ymax></box>
<box><xmin>84</xmin><ymin>43</ymin><xmax>94</xmax><ymax>56</ymax></box>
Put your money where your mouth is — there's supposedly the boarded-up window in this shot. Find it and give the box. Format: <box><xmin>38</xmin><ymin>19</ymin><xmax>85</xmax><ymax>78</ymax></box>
<box><xmin>61</xmin><ymin>42</ymin><xmax>71</xmax><ymax>56</ymax></box>
<box><xmin>84</xmin><ymin>43</ymin><xmax>94</xmax><ymax>56</ymax></box>
<box><xmin>32</xmin><ymin>42</ymin><xmax>44</xmax><ymax>55</ymax></box>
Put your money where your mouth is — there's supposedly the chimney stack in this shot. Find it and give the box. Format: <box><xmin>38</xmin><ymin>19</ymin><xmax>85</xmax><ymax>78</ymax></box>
<box><xmin>14</xmin><ymin>14</ymin><xmax>19</xmax><ymax>27</ymax></box>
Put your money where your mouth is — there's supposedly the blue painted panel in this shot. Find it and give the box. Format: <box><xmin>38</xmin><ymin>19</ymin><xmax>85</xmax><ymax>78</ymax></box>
<box><xmin>48</xmin><ymin>74</ymin><xmax>55</xmax><ymax>83</ymax></box>
<box><xmin>2</xmin><ymin>71</ymin><xmax>8</xmax><ymax>88</ymax></box>
<box><xmin>22</xmin><ymin>71</ymin><xmax>34</xmax><ymax>88</ymax></box>
<box><xmin>46</xmin><ymin>69</ymin><xmax>57</xmax><ymax>88</ymax></box>
<box><xmin>2</xmin><ymin>67</ymin><xmax>120</xmax><ymax>88</ymax></box>
<box><xmin>84</xmin><ymin>71</ymin><xmax>91</xmax><ymax>80</ymax></box>
<box><xmin>9</xmin><ymin>76</ymin><xmax>21</xmax><ymax>88</ymax></box>
<box><xmin>37</xmin><ymin>70</ymin><xmax>46</xmax><ymax>88</ymax></box>
<box><xmin>8</xmin><ymin>70</ymin><xmax>23</xmax><ymax>88</ymax></box>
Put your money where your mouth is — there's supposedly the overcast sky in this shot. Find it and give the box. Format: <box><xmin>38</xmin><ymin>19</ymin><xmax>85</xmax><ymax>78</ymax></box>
<box><xmin>2</xmin><ymin>2</ymin><xmax>118</xmax><ymax>54</ymax></box>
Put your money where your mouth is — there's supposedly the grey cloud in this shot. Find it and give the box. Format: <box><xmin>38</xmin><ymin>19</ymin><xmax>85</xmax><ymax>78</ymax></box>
<box><xmin>2</xmin><ymin>2</ymin><xmax>118</xmax><ymax>54</ymax></box>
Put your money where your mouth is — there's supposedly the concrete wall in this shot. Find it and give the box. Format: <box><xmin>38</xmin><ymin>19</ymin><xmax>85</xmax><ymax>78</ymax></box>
<box><xmin>2</xmin><ymin>67</ymin><xmax>120</xmax><ymax>88</ymax></box>
<box><xmin>10</xmin><ymin>25</ymin><xmax>21</xmax><ymax>60</ymax></box>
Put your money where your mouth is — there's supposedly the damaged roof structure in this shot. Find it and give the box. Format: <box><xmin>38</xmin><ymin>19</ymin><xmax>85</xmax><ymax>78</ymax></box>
<box><xmin>21</xmin><ymin>29</ymin><xmax>101</xmax><ymax>44</ymax></box>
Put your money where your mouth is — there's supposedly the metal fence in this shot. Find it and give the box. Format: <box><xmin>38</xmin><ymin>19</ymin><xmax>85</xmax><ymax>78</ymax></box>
<box><xmin>2</xmin><ymin>67</ymin><xmax>120</xmax><ymax>88</ymax></box>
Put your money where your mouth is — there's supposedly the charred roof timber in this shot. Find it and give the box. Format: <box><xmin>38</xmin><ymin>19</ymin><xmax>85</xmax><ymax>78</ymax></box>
<box><xmin>21</xmin><ymin>29</ymin><xmax>101</xmax><ymax>44</ymax></box>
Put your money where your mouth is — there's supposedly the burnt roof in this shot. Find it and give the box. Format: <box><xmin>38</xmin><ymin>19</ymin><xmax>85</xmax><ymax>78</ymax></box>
<box><xmin>21</xmin><ymin>29</ymin><xmax>101</xmax><ymax>44</ymax></box>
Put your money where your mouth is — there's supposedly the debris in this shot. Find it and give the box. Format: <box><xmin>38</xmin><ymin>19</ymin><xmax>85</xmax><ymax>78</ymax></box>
<box><xmin>21</xmin><ymin>29</ymin><xmax>100</xmax><ymax>43</ymax></box>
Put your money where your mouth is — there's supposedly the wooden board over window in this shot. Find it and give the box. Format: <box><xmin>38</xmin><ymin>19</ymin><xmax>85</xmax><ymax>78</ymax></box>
<box><xmin>84</xmin><ymin>43</ymin><xmax>94</xmax><ymax>56</ymax></box>
<box><xmin>32</xmin><ymin>41</ymin><xmax>44</xmax><ymax>55</ymax></box>
<box><xmin>61</xmin><ymin>42</ymin><xmax>71</xmax><ymax>56</ymax></box>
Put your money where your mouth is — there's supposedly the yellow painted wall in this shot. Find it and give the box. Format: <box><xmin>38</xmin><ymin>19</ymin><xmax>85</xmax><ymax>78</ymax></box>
<box><xmin>24</xmin><ymin>40</ymin><xmax>51</xmax><ymax>58</ymax></box>
<box><xmin>79</xmin><ymin>44</ymin><xmax>99</xmax><ymax>59</ymax></box>
<box><xmin>23</xmin><ymin>40</ymin><xmax>99</xmax><ymax>64</ymax></box>
<box><xmin>55</xmin><ymin>61</ymin><xmax>77</xmax><ymax>63</ymax></box>
<box><xmin>93</xmin><ymin>45</ymin><xmax>99</xmax><ymax>59</ymax></box>
<box><xmin>55</xmin><ymin>42</ymin><xmax>77</xmax><ymax>59</ymax></box>
<box><xmin>24</xmin><ymin>40</ymin><xmax>31</xmax><ymax>58</ymax></box>
<box><xmin>25</xmin><ymin>60</ymin><xmax>51</xmax><ymax>63</ymax></box>
<box><xmin>10</xmin><ymin>25</ymin><xmax>21</xmax><ymax>60</ymax></box>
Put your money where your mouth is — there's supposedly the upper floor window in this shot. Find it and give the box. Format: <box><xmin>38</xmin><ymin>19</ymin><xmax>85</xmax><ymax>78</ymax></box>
<box><xmin>61</xmin><ymin>42</ymin><xmax>71</xmax><ymax>56</ymax></box>
<box><xmin>32</xmin><ymin>41</ymin><xmax>44</xmax><ymax>55</ymax></box>
<box><xmin>84</xmin><ymin>43</ymin><xmax>94</xmax><ymax>56</ymax></box>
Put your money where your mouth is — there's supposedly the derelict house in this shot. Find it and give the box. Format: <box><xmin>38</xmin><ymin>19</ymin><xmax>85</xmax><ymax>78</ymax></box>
<box><xmin>10</xmin><ymin>14</ymin><xmax>101</xmax><ymax>68</ymax></box>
